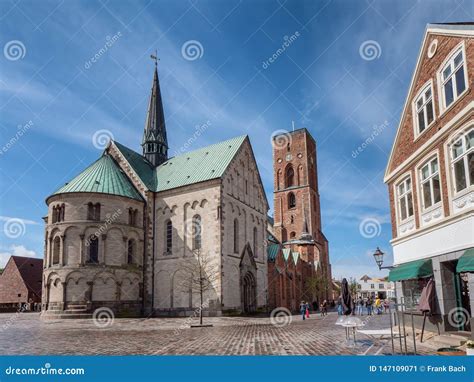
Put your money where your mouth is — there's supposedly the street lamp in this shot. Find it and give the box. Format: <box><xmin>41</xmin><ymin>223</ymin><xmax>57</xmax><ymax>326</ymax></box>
<box><xmin>373</xmin><ymin>247</ymin><xmax>394</xmax><ymax>270</ymax></box>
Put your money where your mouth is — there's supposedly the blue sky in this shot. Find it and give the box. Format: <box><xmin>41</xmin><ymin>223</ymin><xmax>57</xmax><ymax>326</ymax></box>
<box><xmin>0</xmin><ymin>0</ymin><xmax>472</xmax><ymax>278</ymax></box>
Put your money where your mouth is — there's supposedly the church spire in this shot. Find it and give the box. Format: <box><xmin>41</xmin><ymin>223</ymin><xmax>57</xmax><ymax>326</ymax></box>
<box><xmin>142</xmin><ymin>54</ymin><xmax>168</xmax><ymax>167</ymax></box>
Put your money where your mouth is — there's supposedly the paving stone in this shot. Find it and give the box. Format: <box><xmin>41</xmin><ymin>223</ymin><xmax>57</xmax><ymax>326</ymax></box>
<box><xmin>0</xmin><ymin>312</ymin><xmax>434</xmax><ymax>355</ymax></box>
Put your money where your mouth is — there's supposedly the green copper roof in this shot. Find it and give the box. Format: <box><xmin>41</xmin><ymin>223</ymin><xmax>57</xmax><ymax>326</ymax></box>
<box><xmin>113</xmin><ymin>141</ymin><xmax>156</xmax><ymax>190</ymax></box>
<box><xmin>51</xmin><ymin>135</ymin><xmax>248</xmax><ymax>202</ymax></box>
<box><xmin>52</xmin><ymin>153</ymin><xmax>143</xmax><ymax>201</ymax></box>
<box><xmin>155</xmin><ymin>135</ymin><xmax>247</xmax><ymax>192</ymax></box>
<box><xmin>267</xmin><ymin>244</ymin><xmax>280</xmax><ymax>262</ymax></box>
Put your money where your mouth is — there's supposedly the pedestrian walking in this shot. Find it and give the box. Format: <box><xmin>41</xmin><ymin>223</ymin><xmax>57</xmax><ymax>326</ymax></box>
<box><xmin>356</xmin><ymin>297</ymin><xmax>363</xmax><ymax>315</ymax></box>
<box><xmin>320</xmin><ymin>299</ymin><xmax>328</xmax><ymax>316</ymax></box>
<box><xmin>305</xmin><ymin>301</ymin><xmax>310</xmax><ymax>319</ymax></box>
<box><xmin>337</xmin><ymin>297</ymin><xmax>343</xmax><ymax>315</ymax></box>
<box><xmin>299</xmin><ymin>301</ymin><xmax>306</xmax><ymax>320</ymax></box>
<box><xmin>366</xmin><ymin>297</ymin><xmax>373</xmax><ymax>315</ymax></box>
<box><xmin>383</xmin><ymin>299</ymin><xmax>389</xmax><ymax>313</ymax></box>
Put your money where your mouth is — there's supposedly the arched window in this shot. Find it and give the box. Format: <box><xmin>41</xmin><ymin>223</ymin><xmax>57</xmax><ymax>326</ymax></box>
<box><xmin>52</xmin><ymin>206</ymin><xmax>58</xmax><ymax>223</ymax></box>
<box><xmin>52</xmin><ymin>204</ymin><xmax>65</xmax><ymax>223</ymax></box>
<box><xmin>233</xmin><ymin>218</ymin><xmax>239</xmax><ymax>254</ymax></box>
<box><xmin>88</xmin><ymin>235</ymin><xmax>99</xmax><ymax>263</ymax></box>
<box><xmin>192</xmin><ymin>215</ymin><xmax>202</xmax><ymax>250</ymax></box>
<box><xmin>285</xmin><ymin>166</ymin><xmax>294</xmax><ymax>188</ymax></box>
<box><xmin>128</xmin><ymin>208</ymin><xmax>135</xmax><ymax>226</ymax></box>
<box><xmin>290</xmin><ymin>231</ymin><xmax>296</xmax><ymax>239</ymax></box>
<box><xmin>127</xmin><ymin>239</ymin><xmax>135</xmax><ymax>264</ymax></box>
<box><xmin>165</xmin><ymin>220</ymin><xmax>173</xmax><ymax>254</ymax></box>
<box><xmin>52</xmin><ymin>236</ymin><xmax>60</xmax><ymax>265</ymax></box>
<box><xmin>288</xmin><ymin>192</ymin><xmax>296</xmax><ymax>209</ymax></box>
<box><xmin>253</xmin><ymin>226</ymin><xmax>257</xmax><ymax>257</ymax></box>
<box><xmin>87</xmin><ymin>203</ymin><xmax>100</xmax><ymax>221</ymax></box>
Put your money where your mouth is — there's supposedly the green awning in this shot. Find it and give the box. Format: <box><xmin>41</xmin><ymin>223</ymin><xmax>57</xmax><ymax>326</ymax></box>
<box><xmin>388</xmin><ymin>259</ymin><xmax>433</xmax><ymax>282</ymax></box>
<box><xmin>456</xmin><ymin>248</ymin><xmax>474</xmax><ymax>273</ymax></box>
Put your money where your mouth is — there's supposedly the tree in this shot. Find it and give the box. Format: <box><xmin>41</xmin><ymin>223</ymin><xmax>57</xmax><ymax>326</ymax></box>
<box><xmin>348</xmin><ymin>277</ymin><xmax>359</xmax><ymax>297</ymax></box>
<box><xmin>178</xmin><ymin>249</ymin><xmax>219</xmax><ymax>326</ymax></box>
<box><xmin>305</xmin><ymin>274</ymin><xmax>330</xmax><ymax>303</ymax></box>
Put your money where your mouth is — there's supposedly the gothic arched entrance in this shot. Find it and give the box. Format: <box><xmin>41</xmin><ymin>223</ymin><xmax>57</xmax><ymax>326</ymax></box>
<box><xmin>242</xmin><ymin>272</ymin><xmax>257</xmax><ymax>313</ymax></box>
<box><xmin>239</xmin><ymin>243</ymin><xmax>258</xmax><ymax>314</ymax></box>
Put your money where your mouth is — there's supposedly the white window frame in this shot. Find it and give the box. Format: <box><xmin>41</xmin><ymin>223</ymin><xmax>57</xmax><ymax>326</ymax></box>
<box><xmin>412</xmin><ymin>80</ymin><xmax>436</xmax><ymax>139</ymax></box>
<box><xmin>395</xmin><ymin>174</ymin><xmax>414</xmax><ymax>223</ymax></box>
<box><xmin>449</xmin><ymin>127</ymin><xmax>474</xmax><ymax>196</ymax></box>
<box><xmin>437</xmin><ymin>42</ymin><xmax>469</xmax><ymax>115</ymax></box>
<box><xmin>418</xmin><ymin>155</ymin><xmax>442</xmax><ymax>211</ymax></box>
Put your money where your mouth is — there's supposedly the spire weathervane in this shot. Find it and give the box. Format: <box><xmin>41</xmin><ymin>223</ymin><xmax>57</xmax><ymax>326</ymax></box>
<box><xmin>150</xmin><ymin>50</ymin><xmax>159</xmax><ymax>67</ymax></box>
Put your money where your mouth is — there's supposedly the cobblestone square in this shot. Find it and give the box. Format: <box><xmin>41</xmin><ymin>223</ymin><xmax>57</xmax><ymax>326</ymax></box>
<box><xmin>0</xmin><ymin>312</ymin><xmax>435</xmax><ymax>355</ymax></box>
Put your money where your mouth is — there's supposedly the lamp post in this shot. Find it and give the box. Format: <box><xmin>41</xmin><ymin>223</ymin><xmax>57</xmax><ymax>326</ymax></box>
<box><xmin>373</xmin><ymin>247</ymin><xmax>394</xmax><ymax>270</ymax></box>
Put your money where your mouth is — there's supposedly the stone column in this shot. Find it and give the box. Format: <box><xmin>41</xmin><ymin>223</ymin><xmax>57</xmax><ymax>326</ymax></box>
<box><xmin>47</xmin><ymin>236</ymin><xmax>53</xmax><ymax>268</ymax></box>
<box><xmin>60</xmin><ymin>281</ymin><xmax>67</xmax><ymax>310</ymax></box>
<box><xmin>86</xmin><ymin>281</ymin><xmax>93</xmax><ymax>311</ymax></box>
<box><xmin>122</xmin><ymin>236</ymin><xmax>128</xmax><ymax>264</ymax></box>
<box><xmin>116</xmin><ymin>281</ymin><xmax>122</xmax><ymax>302</ymax></box>
<box><xmin>44</xmin><ymin>281</ymin><xmax>51</xmax><ymax>311</ymax></box>
<box><xmin>59</xmin><ymin>234</ymin><xmax>65</xmax><ymax>266</ymax></box>
<box><xmin>100</xmin><ymin>234</ymin><xmax>107</xmax><ymax>264</ymax></box>
<box><xmin>79</xmin><ymin>234</ymin><xmax>85</xmax><ymax>265</ymax></box>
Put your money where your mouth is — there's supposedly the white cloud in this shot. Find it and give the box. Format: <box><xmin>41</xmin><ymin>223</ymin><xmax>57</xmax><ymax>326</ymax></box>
<box><xmin>0</xmin><ymin>245</ymin><xmax>40</xmax><ymax>268</ymax></box>
<box><xmin>0</xmin><ymin>216</ymin><xmax>39</xmax><ymax>225</ymax></box>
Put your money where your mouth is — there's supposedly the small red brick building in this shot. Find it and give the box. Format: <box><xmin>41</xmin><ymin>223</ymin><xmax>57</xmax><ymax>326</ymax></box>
<box><xmin>0</xmin><ymin>256</ymin><xmax>43</xmax><ymax>311</ymax></box>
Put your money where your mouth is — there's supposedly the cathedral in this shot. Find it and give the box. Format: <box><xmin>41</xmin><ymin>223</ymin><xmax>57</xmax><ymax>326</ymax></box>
<box><xmin>40</xmin><ymin>63</ymin><xmax>331</xmax><ymax>319</ymax></box>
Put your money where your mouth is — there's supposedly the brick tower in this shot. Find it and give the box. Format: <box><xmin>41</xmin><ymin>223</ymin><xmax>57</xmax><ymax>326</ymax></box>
<box><xmin>272</xmin><ymin>128</ymin><xmax>332</xmax><ymax>300</ymax></box>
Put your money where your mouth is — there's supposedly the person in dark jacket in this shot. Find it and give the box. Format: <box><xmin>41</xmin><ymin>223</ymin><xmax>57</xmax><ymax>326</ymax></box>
<box><xmin>299</xmin><ymin>301</ymin><xmax>306</xmax><ymax>320</ymax></box>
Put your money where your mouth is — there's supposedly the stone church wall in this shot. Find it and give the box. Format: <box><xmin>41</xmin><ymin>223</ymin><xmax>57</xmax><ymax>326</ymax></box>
<box><xmin>152</xmin><ymin>181</ymin><xmax>222</xmax><ymax>316</ymax></box>
<box><xmin>42</xmin><ymin>193</ymin><xmax>144</xmax><ymax>317</ymax></box>
<box><xmin>220</xmin><ymin>141</ymin><xmax>268</xmax><ymax>312</ymax></box>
